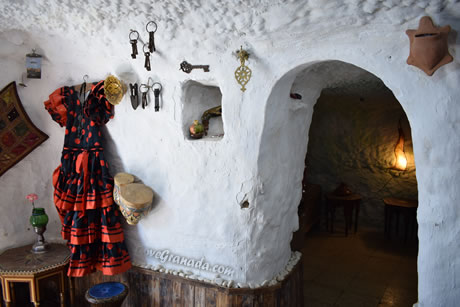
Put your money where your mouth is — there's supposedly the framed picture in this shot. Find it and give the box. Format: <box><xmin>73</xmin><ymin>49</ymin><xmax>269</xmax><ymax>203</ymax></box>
<box><xmin>26</xmin><ymin>51</ymin><xmax>42</xmax><ymax>79</ymax></box>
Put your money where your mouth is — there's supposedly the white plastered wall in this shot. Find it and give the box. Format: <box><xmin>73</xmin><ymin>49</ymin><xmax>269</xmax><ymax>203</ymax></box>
<box><xmin>0</xmin><ymin>1</ymin><xmax>459</xmax><ymax>306</ymax></box>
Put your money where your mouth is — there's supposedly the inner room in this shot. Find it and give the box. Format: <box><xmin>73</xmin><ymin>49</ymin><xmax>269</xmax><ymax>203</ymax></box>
<box><xmin>289</xmin><ymin>61</ymin><xmax>419</xmax><ymax>306</ymax></box>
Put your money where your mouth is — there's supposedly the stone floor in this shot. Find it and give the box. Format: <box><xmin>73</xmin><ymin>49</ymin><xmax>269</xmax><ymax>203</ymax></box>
<box><xmin>300</xmin><ymin>224</ymin><xmax>418</xmax><ymax>307</ymax></box>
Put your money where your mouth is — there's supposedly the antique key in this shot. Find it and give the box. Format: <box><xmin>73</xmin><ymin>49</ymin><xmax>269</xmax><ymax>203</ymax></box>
<box><xmin>143</xmin><ymin>43</ymin><xmax>151</xmax><ymax>71</ymax></box>
<box><xmin>152</xmin><ymin>82</ymin><xmax>162</xmax><ymax>112</ymax></box>
<box><xmin>140</xmin><ymin>84</ymin><xmax>149</xmax><ymax>109</ymax></box>
<box><xmin>129</xmin><ymin>30</ymin><xmax>139</xmax><ymax>59</ymax></box>
<box><xmin>146</xmin><ymin>21</ymin><xmax>157</xmax><ymax>53</ymax></box>
<box><xmin>179</xmin><ymin>61</ymin><xmax>210</xmax><ymax>74</ymax></box>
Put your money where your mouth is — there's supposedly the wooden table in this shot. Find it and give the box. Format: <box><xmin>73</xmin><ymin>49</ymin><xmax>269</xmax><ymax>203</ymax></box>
<box><xmin>384</xmin><ymin>197</ymin><xmax>418</xmax><ymax>242</ymax></box>
<box><xmin>0</xmin><ymin>243</ymin><xmax>71</xmax><ymax>307</ymax></box>
<box><xmin>326</xmin><ymin>193</ymin><xmax>361</xmax><ymax>236</ymax></box>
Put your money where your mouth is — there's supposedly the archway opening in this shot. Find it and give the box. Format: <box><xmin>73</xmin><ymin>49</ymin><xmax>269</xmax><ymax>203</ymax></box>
<box><xmin>258</xmin><ymin>60</ymin><xmax>418</xmax><ymax>305</ymax></box>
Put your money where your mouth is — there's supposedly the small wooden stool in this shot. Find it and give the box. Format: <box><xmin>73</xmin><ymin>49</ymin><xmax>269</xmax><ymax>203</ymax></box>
<box><xmin>85</xmin><ymin>282</ymin><xmax>128</xmax><ymax>307</ymax></box>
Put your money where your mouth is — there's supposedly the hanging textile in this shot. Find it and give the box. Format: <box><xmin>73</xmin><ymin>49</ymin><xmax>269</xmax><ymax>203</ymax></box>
<box><xmin>0</xmin><ymin>82</ymin><xmax>48</xmax><ymax>177</ymax></box>
<box><xmin>44</xmin><ymin>81</ymin><xmax>131</xmax><ymax>277</ymax></box>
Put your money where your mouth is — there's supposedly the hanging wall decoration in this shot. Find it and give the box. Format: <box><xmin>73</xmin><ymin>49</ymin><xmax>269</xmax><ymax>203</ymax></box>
<box><xmin>234</xmin><ymin>46</ymin><xmax>252</xmax><ymax>92</ymax></box>
<box><xmin>130</xmin><ymin>83</ymin><xmax>139</xmax><ymax>110</ymax></box>
<box><xmin>146</xmin><ymin>21</ymin><xmax>157</xmax><ymax>53</ymax></box>
<box><xmin>0</xmin><ymin>82</ymin><xmax>48</xmax><ymax>177</ymax></box>
<box><xmin>152</xmin><ymin>82</ymin><xmax>162</xmax><ymax>112</ymax></box>
<box><xmin>129</xmin><ymin>21</ymin><xmax>157</xmax><ymax>71</ymax></box>
<box><xmin>137</xmin><ymin>78</ymin><xmax>162</xmax><ymax>112</ymax></box>
<box><xmin>179</xmin><ymin>61</ymin><xmax>210</xmax><ymax>73</ymax></box>
<box><xmin>143</xmin><ymin>43</ymin><xmax>151</xmax><ymax>71</ymax></box>
<box><xmin>140</xmin><ymin>84</ymin><xmax>149</xmax><ymax>109</ymax></box>
<box><xmin>113</xmin><ymin>172</ymin><xmax>154</xmax><ymax>225</ymax></box>
<box><xmin>406</xmin><ymin>16</ymin><xmax>453</xmax><ymax>76</ymax></box>
<box><xmin>26</xmin><ymin>49</ymin><xmax>42</xmax><ymax>79</ymax></box>
<box><xmin>129</xmin><ymin>30</ymin><xmax>139</xmax><ymax>59</ymax></box>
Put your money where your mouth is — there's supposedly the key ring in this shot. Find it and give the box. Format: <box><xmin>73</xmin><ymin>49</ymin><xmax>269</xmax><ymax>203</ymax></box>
<box><xmin>129</xmin><ymin>30</ymin><xmax>139</xmax><ymax>41</ymax></box>
<box><xmin>151</xmin><ymin>82</ymin><xmax>162</xmax><ymax>92</ymax></box>
<box><xmin>146</xmin><ymin>21</ymin><xmax>157</xmax><ymax>33</ymax></box>
<box><xmin>139</xmin><ymin>84</ymin><xmax>149</xmax><ymax>93</ymax></box>
<box><xmin>143</xmin><ymin>43</ymin><xmax>150</xmax><ymax>54</ymax></box>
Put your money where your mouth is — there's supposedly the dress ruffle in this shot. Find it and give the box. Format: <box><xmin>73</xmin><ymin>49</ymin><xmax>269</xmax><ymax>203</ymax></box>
<box><xmin>68</xmin><ymin>241</ymin><xmax>131</xmax><ymax>277</ymax></box>
<box><xmin>44</xmin><ymin>87</ymin><xmax>69</xmax><ymax>127</ymax></box>
<box><xmin>52</xmin><ymin>149</ymin><xmax>114</xmax><ymax>212</ymax></box>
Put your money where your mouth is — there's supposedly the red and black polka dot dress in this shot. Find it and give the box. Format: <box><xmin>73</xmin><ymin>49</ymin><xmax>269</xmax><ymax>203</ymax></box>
<box><xmin>44</xmin><ymin>81</ymin><xmax>131</xmax><ymax>277</ymax></box>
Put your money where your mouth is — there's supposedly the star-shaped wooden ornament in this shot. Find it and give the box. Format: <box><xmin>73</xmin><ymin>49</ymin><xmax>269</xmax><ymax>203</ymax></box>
<box><xmin>406</xmin><ymin>16</ymin><xmax>453</xmax><ymax>76</ymax></box>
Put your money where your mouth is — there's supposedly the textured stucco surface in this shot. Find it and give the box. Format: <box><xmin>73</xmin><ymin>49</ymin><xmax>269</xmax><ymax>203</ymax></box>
<box><xmin>0</xmin><ymin>1</ymin><xmax>460</xmax><ymax>305</ymax></box>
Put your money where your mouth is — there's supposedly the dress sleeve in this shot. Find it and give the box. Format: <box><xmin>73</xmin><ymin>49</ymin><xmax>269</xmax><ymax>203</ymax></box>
<box><xmin>44</xmin><ymin>87</ymin><xmax>69</xmax><ymax>127</ymax></box>
<box><xmin>84</xmin><ymin>81</ymin><xmax>114</xmax><ymax>125</ymax></box>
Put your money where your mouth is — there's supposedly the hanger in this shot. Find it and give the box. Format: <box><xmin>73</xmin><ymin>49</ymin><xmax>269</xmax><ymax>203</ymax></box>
<box><xmin>73</xmin><ymin>74</ymin><xmax>93</xmax><ymax>93</ymax></box>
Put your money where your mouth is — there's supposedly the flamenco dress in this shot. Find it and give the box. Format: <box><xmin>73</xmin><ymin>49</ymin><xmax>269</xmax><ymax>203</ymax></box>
<box><xmin>44</xmin><ymin>81</ymin><xmax>131</xmax><ymax>277</ymax></box>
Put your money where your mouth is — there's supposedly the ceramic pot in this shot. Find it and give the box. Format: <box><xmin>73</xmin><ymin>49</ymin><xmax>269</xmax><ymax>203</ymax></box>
<box><xmin>406</xmin><ymin>16</ymin><xmax>452</xmax><ymax>76</ymax></box>
<box><xmin>114</xmin><ymin>172</ymin><xmax>135</xmax><ymax>205</ymax></box>
<box><xmin>118</xmin><ymin>183</ymin><xmax>154</xmax><ymax>225</ymax></box>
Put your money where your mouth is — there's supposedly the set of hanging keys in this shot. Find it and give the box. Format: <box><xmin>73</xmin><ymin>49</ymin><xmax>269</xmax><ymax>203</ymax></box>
<box><xmin>128</xmin><ymin>20</ymin><xmax>211</xmax><ymax>112</ymax></box>
<box><xmin>130</xmin><ymin>77</ymin><xmax>162</xmax><ymax>112</ymax></box>
<box><xmin>130</xmin><ymin>21</ymin><xmax>157</xmax><ymax>71</ymax></box>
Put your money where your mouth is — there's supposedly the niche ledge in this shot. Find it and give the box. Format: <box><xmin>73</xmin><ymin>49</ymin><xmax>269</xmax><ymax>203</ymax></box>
<box><xmin>182</xmin><ymin>80</ymin><xmax>224</xmax><ymax>141</ymax></box>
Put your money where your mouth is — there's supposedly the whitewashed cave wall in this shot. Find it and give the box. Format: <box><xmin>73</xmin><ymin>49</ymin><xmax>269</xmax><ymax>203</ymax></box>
<box><xmin>0</xmin><ymin>1</ymin><xmax>460</xmax><ymax>306</ymax></box>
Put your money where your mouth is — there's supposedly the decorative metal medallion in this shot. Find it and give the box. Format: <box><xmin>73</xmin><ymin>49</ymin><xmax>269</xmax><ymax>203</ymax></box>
<box><xmin>234</xmin><ymin>46</ymin><xmax>252</xmax><ymax>92</ymax></box>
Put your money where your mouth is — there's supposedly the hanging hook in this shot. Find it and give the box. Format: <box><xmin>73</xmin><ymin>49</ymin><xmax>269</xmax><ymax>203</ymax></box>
<box><xmin>147</xmin><ymin>77</ymin><xmax>154</xmax><ymax>88</ymax></box>
<box><xmin>18</xmin><ymin>73</ymin><xmax>27</xmax><ymax>87</ymax></box>
<box><xmin>83</xmin><ymin>74</ymin><xmax>89</xmax><ymax>83</ymax></box>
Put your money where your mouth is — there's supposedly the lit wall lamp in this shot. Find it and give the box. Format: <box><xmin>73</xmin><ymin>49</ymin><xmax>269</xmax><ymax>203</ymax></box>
<box><xmin>392</xmin><ymin>121</ymin><xmax>407</xmax><ymax>171</ymax></box>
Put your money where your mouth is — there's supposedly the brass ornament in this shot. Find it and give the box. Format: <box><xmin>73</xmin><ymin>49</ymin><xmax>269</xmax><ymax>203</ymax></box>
<box><xmin>406</xmin><ymin>16</ymin><xmax>453</xmax><ymax>76</ymax></box>
<box><xmin>234</xmin><ymin>46</ymin><xmax>252</xmax><ymax>92</ymax></box>
<box><xmin>104</xmin><ymin>75</ymin><xmax>125</xmax><ymax>105</ymax></box>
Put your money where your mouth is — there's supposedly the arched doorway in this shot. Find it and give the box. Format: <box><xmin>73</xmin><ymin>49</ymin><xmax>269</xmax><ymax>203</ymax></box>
<box><xmin>257</xmin><ymin>60</ymin><xmax>418</xmax><ymax>305</ymax></box>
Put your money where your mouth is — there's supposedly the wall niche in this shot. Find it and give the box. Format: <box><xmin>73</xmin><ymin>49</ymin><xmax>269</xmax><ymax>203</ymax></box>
<box><xmin>182</xmin><ymin>80</ymin><xmax>224</xmax><ymax>140</ymax></box>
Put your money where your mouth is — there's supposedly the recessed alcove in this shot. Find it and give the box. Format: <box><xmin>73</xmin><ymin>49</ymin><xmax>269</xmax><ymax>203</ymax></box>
<box><xmin>182</xmin><ymin>80</ymin><xmax>224</xmax><ymax>140</ymax></box>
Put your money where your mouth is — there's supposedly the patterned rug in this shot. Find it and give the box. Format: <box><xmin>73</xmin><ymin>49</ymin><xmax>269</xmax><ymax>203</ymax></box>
<box><xmin>0</xmin><ymin>82</ymin><xmax>48</xmax><ymax>177</ymax></box>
